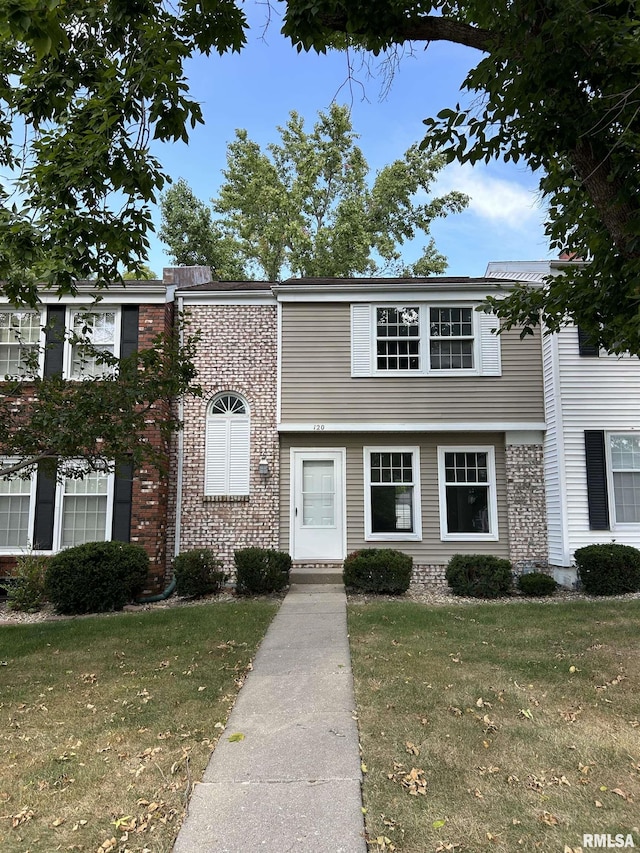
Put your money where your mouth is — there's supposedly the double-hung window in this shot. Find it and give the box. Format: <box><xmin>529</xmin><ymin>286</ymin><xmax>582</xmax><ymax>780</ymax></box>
<box><xmin>0</xmin><ymin>310</ymin><xmax>42</xmax><ymax>378</ymax></box>
<box><xmin>0</xmin><ymin>464</ymin><xmax>35</xmax><ymax>550</ymax></box>
<box><xmin>58</xmin><ymin>468</ymin><xmax>112</xmax><ymax>547</ymax></box>
<box><xmin>68</xmin><ymin>308</ymin><xmax>119</xmax><ymax>378</ymax></box>
<box><xmin>364</xmin><ymin>447</ymin><xmax>421</xmax><ymax>540</ymax></box>
<box><xmin>429</xmin><ymin>307</ymin><xmax>474</xmax><ymax>370</ymax></box>
<box><xmin>352</xmin><ymin>303</ymin><xmax>500</xmax><ymax>377</ymax></box>
<box><xmin>609</xmin><ymin>434</ymin><xmax>640</xmax><ymax>523</ymax></box>
<box><xmin>438</xmin><ymin>447</ymin><xmax>498</xmax><ymax>540</ymax></box>
<box><xmin>376</xmin><ymin>307</ymin><xmax>420</xmax><ymax>371</ymax></box>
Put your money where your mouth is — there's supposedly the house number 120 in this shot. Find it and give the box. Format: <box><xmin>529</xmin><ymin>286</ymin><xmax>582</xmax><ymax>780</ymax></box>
<box><xmin>313</xmin><ymin>424</ymin><xmax>325</xmax><ymax>431</ymax></box>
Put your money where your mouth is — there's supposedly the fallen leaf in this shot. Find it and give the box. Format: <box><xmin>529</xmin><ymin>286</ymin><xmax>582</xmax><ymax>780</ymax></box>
<box><xmin>611</xmin><ymin>788</ymin><xmax>633</xmax><ymax>802</ymax></box>
<box><xmin>539</xmin><ymin>811</ymin><xmax>560</xmax><ymax>826</ymax></box>
<box><xmin>405</xmin><ymin>741</ymin><xmax>420</xmax><ymax>756</ymax></box>
<box><xmin>227</xmin><ymin>732</ymin><xmax>245</xmax><ymax>742</ymax></box>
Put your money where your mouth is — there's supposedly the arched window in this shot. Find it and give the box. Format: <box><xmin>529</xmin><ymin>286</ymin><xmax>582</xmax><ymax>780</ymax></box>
<box><xmin>205</xmin><ymin>393</ymin><xmax>250</xmax><ymax>496</ymax></box>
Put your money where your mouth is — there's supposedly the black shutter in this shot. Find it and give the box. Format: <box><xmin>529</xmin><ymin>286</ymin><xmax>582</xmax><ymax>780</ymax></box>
<box><xmin>585</xmin><ymin>431</ymin><xmax>610</xmax><ymax>529</ymax></box>
<box><xmin>112</xmin><ymin>461</ymin><xmax>133</xmax><ymax>542</ymax></box>
<box><xmin>577</xmin><ymin>326</ymin><xmax>599</xmax><ymax>357</ymax></box>
<box><xmin>33</xmin><ymin>462</ymin><xmax>57</xmax><ymax>549</ymax></box>
<box><xmin>44</xmin><ymin>306</ymin><xmax>66</xmax><ymax>377</ymax></box>
<box><xmin>120</xmin><ymin>306</ymin><xmax>139</xmax><ymax>359</ymax></box>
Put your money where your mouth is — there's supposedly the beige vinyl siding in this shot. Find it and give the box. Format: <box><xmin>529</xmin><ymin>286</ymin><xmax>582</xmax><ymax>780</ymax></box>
<box><xmin>280</xmin><ymin>303</ymin><xmax>544</xmax><ymax>423</ymax></box>
<box><xmin>280</xmin><ymin>432</ymin><xmax>509</xmax><ymax>563</ymax></box>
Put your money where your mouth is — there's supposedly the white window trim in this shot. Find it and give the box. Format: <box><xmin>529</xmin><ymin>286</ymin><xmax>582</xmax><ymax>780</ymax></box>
<box><xmin>63</xmin><ymin>306</ymin><xmax>121</xmax><ymax>380</ymax></box>
<box><xmin>0</xmin><ymin>460</ymin><xmax>38</xmax><ymax>553</ymax></box>
<box><xmin>437</xmin><ymin>445</ymin><xmax>499</xmax><ymax>541</ymax></box>
<box><xmin>52</xmin><ymin>466</ymin><xmax>114</xmax><ymax>550</ymax></box>
<box><xmin>0</xmin><ymin>308</ymin><xmax>46</xmax><ymax>379</ymax></box>
<box><xmin>370</xmin><ymin>303</ymin><xmax>483</xmax><ymax>377</ymax></box>
<box><xmin>606</xmin><ymin>432</ymin><xmax>640</xmax><ymax>528</ymax></box>
<box><xmin>364</xmin><ymin>446</ymin><xmax>422</xmax><ymax>542</ymax></box>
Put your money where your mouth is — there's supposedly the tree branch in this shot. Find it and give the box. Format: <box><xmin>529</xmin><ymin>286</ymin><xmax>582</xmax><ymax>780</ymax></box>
<box><xmin>320</xmin><ymin>13</ymin><xmax>493</xmax><ymax>52</ymax></box>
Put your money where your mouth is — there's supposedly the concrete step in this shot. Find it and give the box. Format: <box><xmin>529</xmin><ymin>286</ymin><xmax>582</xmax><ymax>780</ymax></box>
<box><xmin>290</xmin><ymin>564</ymin><xmax>344</xmax><ymax>584</ymax></box>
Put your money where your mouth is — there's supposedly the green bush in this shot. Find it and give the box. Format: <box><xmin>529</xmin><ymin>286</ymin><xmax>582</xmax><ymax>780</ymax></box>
<box><xmin>343</xmin><ymin>549</ymin><xmax>412</xmax><ymax>594</ymax></box>
<box><xmin>445</xmin><ymin>554</ymin><xmax>512</xmax><ymax>599</ymax></box>
<box><xmin>174</xmin><ymin>549</ymin><xmax>226</xmax><ymax>597</ymax></box>
<box><xmin>45</xmin><ymin>541</ymin><xmax>149</xmax><ymax>614</ymax></box>
<box><xmin>516</xmin><ymin>571</ymin><xmax>557</xmax><ymax>597</ymax></box>
<box><xmin>234</xmin><ymin>548</ymin><xmax>291</xmax><ymax>595</ymax></box>
<box><xmin>574</xmin><ymin>543</ymin><xmax>640</xmax><ymax>596</ymax></box>
<box><xmin>5</xmin><ymin>553</ymin><xmax>49</xmax><ymax>612</ymax></box>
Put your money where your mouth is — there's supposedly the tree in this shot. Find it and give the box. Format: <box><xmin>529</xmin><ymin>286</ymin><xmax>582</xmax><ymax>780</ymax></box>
<box><xmin>282</xmin><ymin>1</ymin><xmax>640</xmax><ymax>353</ymax></box>
<box><xmin>2</xmin><ymin>1</ymin><xmax>640</xmax><ymax>351</ymax></box>
<box><xmin>161</xmin><ymin>105</ymin><xmax>468</xmax><ymax>280</ymax></box>
<box><xmin>123</xmin><ymin>265</ymin><xmax>158</xmax><ymax>281</ymax></box>
<box><xmin>0</xmin><ymin>320</ymin><xmax>201</xmax><ymax>479</ymax></box>
<box><xmin>0</xmin><ymin>0</ymin><xmax>247</xmax><ymax>305</ymax></box>
<box><xmin>159</xmin><ymin>179</ymin><xmax>247</xmax><ymax>279</ymax></box>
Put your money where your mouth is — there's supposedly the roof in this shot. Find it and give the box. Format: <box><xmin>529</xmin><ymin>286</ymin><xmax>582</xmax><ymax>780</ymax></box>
<box><xmin>177</xmin><ymin>280</ymin><xmax>274</xmax><ymax>292</ymax></box>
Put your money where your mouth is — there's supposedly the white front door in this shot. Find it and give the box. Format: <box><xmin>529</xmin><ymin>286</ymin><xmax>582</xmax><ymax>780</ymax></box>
<box><xmin>292</xmin><ymin>450</ymin><xmax>345</xmax><ymax>560</ymax></box>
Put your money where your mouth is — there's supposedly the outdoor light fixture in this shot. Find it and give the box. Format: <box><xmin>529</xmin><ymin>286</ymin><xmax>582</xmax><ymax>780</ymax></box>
<box><xmin>258</xmin><ymin>459</ymin><xmax>270</xmax><ymax>476</ymax></box>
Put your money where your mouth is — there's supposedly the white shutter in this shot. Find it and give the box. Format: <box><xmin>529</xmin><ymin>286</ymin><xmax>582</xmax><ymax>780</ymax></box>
<box><xmin>204</xmin><ymin>419</ymin><xmax>229</xmax><ymax>495</ymax></box>
<box><xmin>351</xmin><ymin>304</ymin><xmax>373</xmax><ymax>377</ymax></box>
<box><xmin>478</xmin><ymin>311</ymin><xmax>502</xmax><ymax>376</ymax></box>
<box><xmin>228</xmin><ymin>419</ymin><xmax>250</xmax><ymax>495</ymax></box>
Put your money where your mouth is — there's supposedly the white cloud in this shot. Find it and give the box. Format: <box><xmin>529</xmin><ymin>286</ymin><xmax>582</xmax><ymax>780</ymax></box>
<box><xmin>434</xmin><ymin>162</ymin><xmax>544</xmax><ymax>229</ymax></box>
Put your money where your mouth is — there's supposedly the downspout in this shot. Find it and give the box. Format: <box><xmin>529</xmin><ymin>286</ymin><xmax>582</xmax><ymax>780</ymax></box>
<box><xmin>137</xmin><ymin>575</ymin><xmax>176</xmax><ymax>603</ymax></box>
<box><xmin>136</xmin><ymin>294</ymin><xmax>185</xmax><ymax>605</ymax></box>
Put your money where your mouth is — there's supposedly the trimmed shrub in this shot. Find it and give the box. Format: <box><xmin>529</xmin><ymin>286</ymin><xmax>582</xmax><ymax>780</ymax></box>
<box><xmin>343</xmin><ymin>548</ymin><xmax>412</xmax><ymax>594</ymax></box>
<box><xmin>517</xmin><ymin>571</ymin><xmax>557</xmax><ymax>597</ymax></box>
<box><xmin>6</xmin><ymin>553</ymin><xmax>49</xmax><ymax>612</ymax></box>
<box><xmin>574</xmin><ymin>543</ymin><xmax>640</xmax><ymax>596</ymax></box>
<box><xmin>174</xmin><ymin>549</ymin><xmax>226</xmax><ymax>598</ymax></box>
<box><xmin>445</xmin><ymin>554</ymin><xmax>512</xmax><ymax>599</ymax></box>
<box><xmin>45</xmin><ymin>541</ymin><xmax>149</xmax><ymax>614</ymax></box>
<box><xmin>234</xmin><ymin>548</ymin><xmax>291</xmax><ymax>595</ymax></box>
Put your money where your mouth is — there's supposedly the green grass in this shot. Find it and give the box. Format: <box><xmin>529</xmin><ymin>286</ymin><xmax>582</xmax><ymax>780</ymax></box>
<box><xmin>348</xmin><ymin>599</ymin><xmax>640</xmax><ymax>853</ymax></box>
<box><xmin>0</xmin><ymin>600</ymin><xmax>278</xmax><ymax>852</ymax></box>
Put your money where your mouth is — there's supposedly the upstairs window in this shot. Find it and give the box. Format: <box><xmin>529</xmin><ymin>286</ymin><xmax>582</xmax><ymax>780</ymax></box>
<box><xmin>376</xmin><ymin>307</ymin><xmax>420</xmax><ymax>371</ymax></box>
<box><xmin>69</xmin><ymin>309</ymin><xmax>118</xmax><ymax>378</ymax></box>
<box><xmin>0</xmin><ymin>310</ymin><xmax>42</xmax><ymax>378</ymax></box>
<box><xmin>205</xmin><ymin>393</ymin><xmax>250</xmax><ymax>496</ymax></box>
<box><xmin>430</xmin><ymin>307</ymin><xmax>474</xmax><ymax>370</ymax></box>
<box><xmin>351</xmin><ymin>304</ymin><xmax>501</xmax><ymax>377</ymax></box>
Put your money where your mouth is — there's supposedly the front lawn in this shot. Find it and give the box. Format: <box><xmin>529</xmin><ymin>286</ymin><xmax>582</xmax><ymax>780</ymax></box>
<box><xmin>348</xmin><ymin>599</ymin><xmax>640</xmax><ymax>852</ymax></box>
<box><xmin>0</xmin><ymin>600</ymin><xmax>278</xmax><ymax>852</ymax></box>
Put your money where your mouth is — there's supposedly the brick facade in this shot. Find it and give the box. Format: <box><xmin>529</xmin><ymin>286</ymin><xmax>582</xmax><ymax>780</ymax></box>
<box><xmin>171</xmin><ymin>304</ymin><xmax>280</xmax><ymax>575</ymax></box>
<box><xmin>0</xmin><ymin>299</ymin><xmax>171</xmax><ymax>594</ymax></box>
<box><xmin>505</xmin><ymin>443</ymin><xmax>549</xmax><ymax>573</ymax></box>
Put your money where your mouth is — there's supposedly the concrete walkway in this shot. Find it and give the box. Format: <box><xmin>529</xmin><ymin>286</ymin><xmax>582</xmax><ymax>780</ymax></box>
<box><xmin>173</xmin><ymin>584</ymin><xmax>367</xmax><ymax>852</ymax></box>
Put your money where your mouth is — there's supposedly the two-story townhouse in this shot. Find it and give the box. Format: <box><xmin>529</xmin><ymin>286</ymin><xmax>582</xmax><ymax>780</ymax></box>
<box><xmin>174</xmin><ymin>272</ymin><xmax>549</xmax><ymax>583</ymax></box>
<box><xmin>488</xmin><ymin>260</ymin><xmax>640</xmax><ymax>587</ymax></box>
<box><xmin>0</xmin><ymin>280</ymin><xmax>172</xmax><ymax>593</ymax></box>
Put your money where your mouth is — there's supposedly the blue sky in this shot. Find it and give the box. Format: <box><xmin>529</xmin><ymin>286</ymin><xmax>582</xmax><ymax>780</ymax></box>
<box><xmin>148</xmin><ymin>3</ymin><xmax>553</xmax><ymax>279</ymax></box>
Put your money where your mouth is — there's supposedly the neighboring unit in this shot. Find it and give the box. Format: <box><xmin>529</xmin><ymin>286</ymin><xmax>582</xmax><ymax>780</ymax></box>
<box><xmin>0</xmin><ymin>280</ymin><xmax>171</xmax><ymax>593</ymax></box>
<box><xmin>487</xmin><ymin>260</ymin><xmax>640</xmax><ymax>587</ymax></box>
